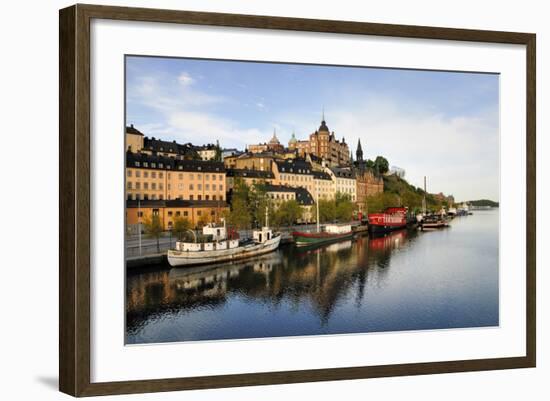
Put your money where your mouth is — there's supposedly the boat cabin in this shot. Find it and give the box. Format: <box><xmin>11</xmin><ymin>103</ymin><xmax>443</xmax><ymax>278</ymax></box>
<box><xmin>202</xmin><ymin>223</ymin><xmax>227</xmax><ymax>241</ymax></box>
<box><xmin>253</xmin><ymin>227</ymin><xmax>274</xmax><ymax>244</ymax></box>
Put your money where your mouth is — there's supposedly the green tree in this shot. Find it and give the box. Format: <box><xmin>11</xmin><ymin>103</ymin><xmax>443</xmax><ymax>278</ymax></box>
<box><xmin>172</xmin><ymin>215</ymin><xmax>192</xmax><ymax>241</ymax></box>
<box><xmin>374</xmin><ymin>156</ymin><xmax>389</xmax><ymax>174</ymax></box>
<box><xmin>274</xmin><ymin>200</ymin><xmax>302</xmax><ymax>227</ymax></box>
<box><xmin>227</xmin><ymin>179</ymin><xmax>251</xmax><ymax>229</ymax></box>
<box><xmin>318</xmin><ymin>199</ymin><xmax>336</xmax><ymax>223</ymax></box>
<box><xmin>249</xmin><ymin>182</ymin><xmax>273</xmax><ymax>228</ymax></box>
<box><xmin>143</xmin><ymin>214</ymin><xmax>164</xmax><ymax>253</ymax></box>
<box><xmin>335</xmin><ymin>192</ymin><xmax>354</xmax><ymax>221</ymax></box>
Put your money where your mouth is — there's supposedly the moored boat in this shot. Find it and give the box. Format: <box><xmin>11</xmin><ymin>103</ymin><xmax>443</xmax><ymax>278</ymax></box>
<box><xmin>167</xmin><ymin>215</ymin><xmax>281</xmax><ymax>267</ymax></box>
<box><xmin>292</xmin><ymin>224</ymin><xmax>354</xmax><ymax>247</ymax></box>
<box><xmin>368</xmin><ymin>207</ymin><xmax>408</xmax><ymax>234</ymax></box>
<box><xmin>420</xmin><ymin>215</ymin><xmax>449</xmax><ymax>231</ymax></box>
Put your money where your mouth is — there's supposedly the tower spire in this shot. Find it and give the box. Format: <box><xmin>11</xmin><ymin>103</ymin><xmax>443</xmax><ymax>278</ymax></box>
<box><xmin>356</xmin><ymin>138</ymin><xmax>363</xmax><ymax>161</ymax></box>
<box><xmin>322</xmin><ymin>106</ymin><xmax>325</xmax><ymax>122</ymax></box>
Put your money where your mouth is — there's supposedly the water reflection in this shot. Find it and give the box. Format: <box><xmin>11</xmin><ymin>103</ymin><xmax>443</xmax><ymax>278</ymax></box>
<box><xmin>127</xmin><ymin>211</ymin><xmax>499</xmax><ymax>343</ymax></box>
<box><xmin>127</xmin><ymin>229</ymin><xmax>415</xmax><ymax>341</ymax></box>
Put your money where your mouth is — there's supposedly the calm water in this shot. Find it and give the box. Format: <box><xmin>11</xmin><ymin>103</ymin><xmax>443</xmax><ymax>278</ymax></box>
<box><xmin>126</xmin><ymin>210</ymin><xmax>499</xmax><ymax>344</ymax></box>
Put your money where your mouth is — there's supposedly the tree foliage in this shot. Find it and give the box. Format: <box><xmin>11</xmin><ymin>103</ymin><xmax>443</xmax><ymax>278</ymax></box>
<box><xmin>272</xmin><ymin>200</ymin><xmax>302</xmax><ymax>227</ymax></box>
<box><xmin>143</xmin><ymin>214</ymin><xmax>164</xmax><ymax>253</ymax></box>
<box><xmin>374</xmin><ymin>156</ymin><xmax>389</xmax><ymax>174</ymax></box>
<box><xmin>317</xmin><ymin>192</ymin><xmax>354</xmax><ymax>223</ymax></box>
<box><xmin>172</xmin><ymin>215</ymin><xmax>192</xmax><ymax>240</ymax></box>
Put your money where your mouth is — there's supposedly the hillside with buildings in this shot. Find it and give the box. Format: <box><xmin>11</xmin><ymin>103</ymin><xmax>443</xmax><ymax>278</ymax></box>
<box><xmin>124</xmin><ymin>117</ymin><xmax>455</xmax><ymax>232</ymax></box>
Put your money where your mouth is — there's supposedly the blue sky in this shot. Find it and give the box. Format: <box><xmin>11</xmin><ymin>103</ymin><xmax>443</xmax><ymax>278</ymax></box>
<box><xmin>126</xmin><ymin>56</ymin><xmax>499</xmax><ymax>202</ymax></box>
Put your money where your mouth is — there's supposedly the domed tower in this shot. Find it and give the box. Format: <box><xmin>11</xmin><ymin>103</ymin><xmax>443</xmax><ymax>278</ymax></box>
<box><xmin>288</xmin><ymin>131</ymin><xmax>298</xmax><ymax>150</ymax></box>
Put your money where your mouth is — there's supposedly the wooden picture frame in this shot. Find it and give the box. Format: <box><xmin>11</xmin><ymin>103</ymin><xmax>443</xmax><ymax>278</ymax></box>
<box><xmin>59</xmin><ymin>3</ymin><xmax>536</xmax><ymax>397</ymax></box>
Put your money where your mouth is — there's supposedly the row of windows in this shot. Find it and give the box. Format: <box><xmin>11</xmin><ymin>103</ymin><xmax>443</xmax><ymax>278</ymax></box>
<box><xmin>131</xmin><ymin>161</ymin><xmax>222</xmax><ymax>172</ymax></box>
<box><xmin>127</xmin><ymin>182</ymin><xmax>225</xmax><ymax>191</ymax></box>
<box><xmin>127</xmin><ymin>182</ymin><xmax>164</xmax><ymax>190</ymax></box>
<box><xmin>128</xmin><ymin>170</ymin><xmax>224</xmax><ymax>181</ymax></box>
<box><xmin>127</xmin><ymin>170</ymin><xmax>165</xmax><ymax>179</ymax></box>
<box><xmin>128</xmin><ymin>193</ymin><xmax>224</xmax><ymax>201</ymax></box>
<box><xmin>269</xmin><ymin>193</ymin><xmax>294</xmax><ymax>200</ymax></box>
<box><xmin>280</xmin><ymin>174</ymin><xmax>313</xmax><ymax>182</ymax></box>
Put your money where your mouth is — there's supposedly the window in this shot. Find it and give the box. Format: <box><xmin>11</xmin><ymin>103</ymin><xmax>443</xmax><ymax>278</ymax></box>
<box><xmin>151</xmin><ymin>172</ymin><xmax>156</xmax><ymax>178</ymax></box>
<box><xmin>219</xmin><ymin>175</ymin><xmax>223</xmax><ymax>181</ymax></box>
<box><xmin>152</xmin><ymin>183</ymin><xmax>156</xmax><ymax>190</ymax></box>
<box><xmin>205</xmin><ymin>184</ymin><xmax>210</xmax><ymax>190</ymax></box>
<box><xmin>198</xmin><ymin>184</ymin><xmax>202</xmax><ymax>190</ymax></box>
<box><xmin>143</xmin><ymin>171</ymin><xmax>148</xmax><ymax>178</ymax></box>
<box><xmin>127</xmin><ymin>170</ymin><xmax>132</xmax><ymax>177</ymax></box>
<box><xmin>175</xmin><ymin>211</ymin><xmax>181</xmax><ymax>217</ymax></box>
<box><xmin>143</xmin><ymin>162</ymin><xmax>148</xmax><ymax>167</ymax></box>
<box><xmin>197</xmin><ymin>211</ymin><xmax>202</xmax><ymax>216</ymax></box>
<box><xmin>137</xmin><ymin>211</ymin><xmax>143</xmax><ymax>218</ymax></box>
<box><xmin>159</xmin><ymin>183</ymin><xmax>163</xmax><ymax>190</ymax></box>
<box><xmin>159</xmin><ymin>195</ymin><xmax>163</xmax><ymax>200</ymax></box>
<box><xmin>213</xmin><ymin>195</ymin><xmax>217</xmax><ymax>201</ymax></box>
<box><xmin>198</xmin><ymin>195</ymin><xmax>202</xmax><ymax>200</ymax></box>
<box><xmin>135</xmin><ymin>182</ymin><xmax>141</xmax><ymax>190</ymax></box>
<box><xmin>189</xmin><ymin>195</ymin><xmax>194</xmax><ymax>200</ymax></box>
<box><xmin>190</xmin><ymin>174</ymin><xmax>194</xmax><ymax>180</ymax></box>
<box><xmin>168</xmin><ymin>211</ymin><xmax>173</xmax><ymax>217</ymax></box>
<box><xmin>134</xmin><ymin>162</ymin><xmax>140</xmax><ymax>167</ymax></box>
<box><xmin>127</xmin><ymin>182</ymin><xmax>132</xmax><ymax>189</ymax></box>
<box><xmin>189</xmin><ymin>184</ymin><xmax>194</xmax><ymax>190</ymax></box>
<box><xmin>144</xmin><ymin>183</ymin><xmax>149</xmax><ymax>190</ymax></box>
<box><xmin>212</xmin><ymin>184</ymin><xmax>216</xmax><ymax>191</ymax></box>
<box><xmin>205</xmin><ymin>174</ymin><xmax>209</xmax><ymax>181</ymax></box>
<box><xmin>178</xmin><ymin>173</ymin><xmax>183</xmax><ymax>180</ymax></box>
<box><xmin>183</xmin><ymin>211</ymin><xmax>188</xmax><ymax>217</ymax></box>
<box><xmin>151</xmin><ymin>163</ymin><xmax>156</xmax><ymax>168</ymax></box>
<box><xmin>135</xmin><ymin>170</ymin><xmax>140</xmax><ymax>178</ymax></box>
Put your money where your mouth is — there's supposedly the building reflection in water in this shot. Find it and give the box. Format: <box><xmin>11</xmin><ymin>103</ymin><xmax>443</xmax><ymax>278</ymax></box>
<box><xmin>126</xmin><ymin>229</ymin><xmax>414</xmax><ymax>336</ymax></box>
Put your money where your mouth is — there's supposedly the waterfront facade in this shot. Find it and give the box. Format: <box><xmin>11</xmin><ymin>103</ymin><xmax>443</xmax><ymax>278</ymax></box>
<box><xmin>126</xmin><ymin>152</ymin><xmax>226</xmax><ymax>202</ymax></box>
<box><xmin>126</xmin><ymin>199</ymin><xmax>228</xmax><ymax>230</ymax></box>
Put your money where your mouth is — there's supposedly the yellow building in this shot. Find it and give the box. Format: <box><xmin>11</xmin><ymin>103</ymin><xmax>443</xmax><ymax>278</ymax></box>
<box><xmin>264</xmin><ymin>184</ymin><xmax>315</xmax><ymax>223</ymax></box>
<box><xmin>326</xmin><ymin>166</ymin><xmax>357</xmax><ymax>202</ymax></box>
<box><xmin>224</xmin><ymin>152</ymin><xmax>280</xmax><ymax>172</ymax></box>
<box><xmin>272</xmin><ymin>158</ymin><xmax>315</xmax><ymax>194</ymax></box>
<box><xmin>312</xmin><ymin>170</ymin><xmax>335</xmax><ymax>200</ymax></box>
<box><xmin>126</xmin><ymin>125</ymin><xmax>197</xmax><ymax>159</ymax></box>
<box><xmin>126</xmin><ymin>152</ymin><xmax>226</xmax><ymax>202</ymax></box>
<box><xmin>225</xmin><ymin>169</ymin><xmax>275</xmax><ymax>191</ymax></box>
<box><xmin>126</xmin><ymin>199</ymin><xmax>228</xmax><ymax>230</ymax></box>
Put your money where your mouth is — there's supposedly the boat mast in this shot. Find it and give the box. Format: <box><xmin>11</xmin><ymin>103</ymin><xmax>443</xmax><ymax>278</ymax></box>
<box><xmin>316</xmin><ymin>187</ymin><xmax>320</xmax><ymax>233</ymax></box>
<box><xmin>422</xmin><ymin>176</ymin><xmax>427</xmax><ymax>215</ymax></box>
<box><xmin>265</xmin><ymin>205</ymin><xmax>269</xmax><ymax>228</ymax></box>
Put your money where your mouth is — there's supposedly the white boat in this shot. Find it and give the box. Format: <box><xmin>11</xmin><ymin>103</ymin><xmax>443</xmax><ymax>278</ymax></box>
<box><xmin>167</xmin><ymin>214</ymin><xmax>281</xmax><ymax>267</ymax></box>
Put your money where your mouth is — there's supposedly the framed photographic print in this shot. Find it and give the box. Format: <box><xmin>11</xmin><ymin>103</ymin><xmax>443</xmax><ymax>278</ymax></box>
<box><xmin>59</xmin><ymin>4</ymin><xmax>536</xmax><ymax>397</ymax></box>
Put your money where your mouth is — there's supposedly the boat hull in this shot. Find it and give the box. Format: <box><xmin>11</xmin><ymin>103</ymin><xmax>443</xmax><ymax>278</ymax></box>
<box><xmin>368</xmin><ymin>223</ymin><xmax>407</xmax><ymax>234</ymax></box>
<box><xmin>167</xmin><ymin>235</ymin><xmax>281</xmax><ymax>267</ymax></box>
<box><xmin>292</xmin><ymin>231</ymin><xmax>354</xmax><ymax>247</ymax></box>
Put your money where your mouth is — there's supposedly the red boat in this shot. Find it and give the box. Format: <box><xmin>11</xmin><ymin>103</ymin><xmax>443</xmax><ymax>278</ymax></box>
<box><xmin>368</xmin><ymin>207</ymin><xmax>408</xmax><ymax>234</ymax></box>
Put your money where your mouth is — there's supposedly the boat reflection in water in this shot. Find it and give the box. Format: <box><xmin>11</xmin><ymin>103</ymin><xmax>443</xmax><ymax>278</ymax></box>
<box><xmin>126</xmin><ymin>211</ymin><xmax>499</xmax><ymax>344</ymax></box>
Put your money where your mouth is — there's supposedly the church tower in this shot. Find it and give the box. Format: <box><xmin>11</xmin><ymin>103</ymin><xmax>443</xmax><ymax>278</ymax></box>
<box><xmin>356</xmin><ymin>139</ymin><xmax>363</xmax><ymax>161</ymax></box>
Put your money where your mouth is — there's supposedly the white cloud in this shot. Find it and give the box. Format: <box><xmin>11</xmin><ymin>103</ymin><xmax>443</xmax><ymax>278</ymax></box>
<box><xmin>177</xmin><ymin>71</ymin><xmax>194</xmax><ymax>86</ymax></box>
<box><xmin>272</xmin><ymin>96</ymin><xmax>499</xmax><ymax>201</ymax></box>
